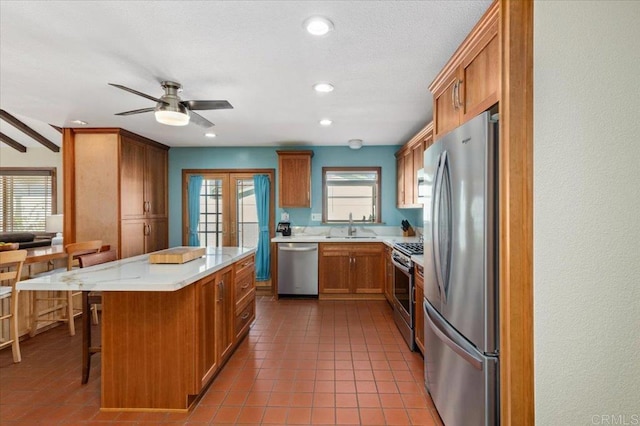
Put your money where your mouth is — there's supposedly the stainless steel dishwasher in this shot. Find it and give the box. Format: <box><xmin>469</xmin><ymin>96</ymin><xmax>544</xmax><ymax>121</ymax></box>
<box><xmin>277</xmin><ymin>243</ymin><xmax>318</xmax><ymax>296</ymax></box>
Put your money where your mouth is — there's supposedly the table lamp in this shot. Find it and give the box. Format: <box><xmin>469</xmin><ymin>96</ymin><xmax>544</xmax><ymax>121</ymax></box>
<box><xmin>45</xmin><ymin>214</ymin><xmax>64</xmax><ymax>245</ymax></box>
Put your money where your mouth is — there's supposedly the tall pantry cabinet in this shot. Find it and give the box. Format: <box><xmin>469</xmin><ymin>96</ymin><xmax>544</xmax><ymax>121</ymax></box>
<box><xmin>63</xmin><ymin>128</ymin><xmax>169</xmax><ymax>258</ymax></box>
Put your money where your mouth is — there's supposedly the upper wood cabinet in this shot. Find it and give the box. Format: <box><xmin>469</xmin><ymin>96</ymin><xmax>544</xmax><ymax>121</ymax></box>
<box><xmin>430</xmin><ymin>1</ymin><xmax>499</xmax><ymax>140</ymax></box>
<box><xmin>396</xmin><ymin>122</ymin><xmax>433</xmax><ymax>208</ymax></box>
<box><xmin>277</xmin><ymin>150</ymin><xmax>313</xmax><ymax>208</ymax></box>
<box><xmin>63</xmin><ymin>128</ymin><xmax>169</xmax><ymax>259</ymax></box>
<box><xmin>121</xmin><ymin>137</ymin><xmax>168</xmax><ymax>219</ymax></box>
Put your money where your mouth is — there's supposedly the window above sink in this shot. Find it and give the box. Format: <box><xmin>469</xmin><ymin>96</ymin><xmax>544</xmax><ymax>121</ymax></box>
<box><xmin>322</xmin><ymin>167</ymin><xmax>381</xmax><ymax>224</ymax></box>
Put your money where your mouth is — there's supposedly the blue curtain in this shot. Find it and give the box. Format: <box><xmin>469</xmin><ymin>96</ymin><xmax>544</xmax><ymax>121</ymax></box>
<box><xmin>253</xmin><ymin>175</ymin><xmax>270</xmax><ymax>281</ymax></box>
<box><xmin>187</xmin><ymin>175</ymin><xmax>203</xmax><ymax>246</ymax></box>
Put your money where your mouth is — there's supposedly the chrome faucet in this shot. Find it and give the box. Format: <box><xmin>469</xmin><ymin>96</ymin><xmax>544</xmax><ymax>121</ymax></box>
<box><xmin>348</xmin><ymin>212</ymin><xmax>356</xmax><ymax>236</ymax></box>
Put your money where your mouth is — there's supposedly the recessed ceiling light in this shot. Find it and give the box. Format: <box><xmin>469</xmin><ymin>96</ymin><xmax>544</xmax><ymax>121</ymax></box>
<box><xmin>71</xmin><ymin>119</ymin><xmax>87</xmax><ymax>125</ymax></box>
<box><xmin>303</xmin><ymin>16</ymin><xmax>334</xmax><ymax>36</ymax></box>
<box><xmin>313</xmin><ymin>82</ymin><xmax>334</xmax><ymax>93</ymax></box>
<box><xmin>319</xmin><ymin>119</ymin><xmax>332</xmax><ymax>126</ymax></box>
<box><xmin>204</xmin><ymin>132</ymin><xmax>217</xmax><ymax>138</ymax></box>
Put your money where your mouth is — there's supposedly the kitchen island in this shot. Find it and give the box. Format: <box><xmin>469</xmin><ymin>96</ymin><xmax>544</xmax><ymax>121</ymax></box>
<box><xmin>17</xmin><ymin>246</ymin><xmax>256</xmax><ymax>412</ymax></box>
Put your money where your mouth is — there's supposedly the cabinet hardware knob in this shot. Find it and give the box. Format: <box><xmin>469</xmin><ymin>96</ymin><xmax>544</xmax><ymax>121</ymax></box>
<box><xmin>241</xmin><ymin>312</ymin><xmax>250</xmax><ymax>320</ymax></box>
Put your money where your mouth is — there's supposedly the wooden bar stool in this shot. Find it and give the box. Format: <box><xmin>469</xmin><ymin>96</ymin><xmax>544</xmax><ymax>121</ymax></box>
<box><xmin>0</xmin><ymin>249</ymin><xmax>27</xmax><ymax>363</ymax></box>
<box><xmin>77</xmin><ymin>249</ymin><xmax>117</xmax><ymax>384</ymax></box>
<box><xmin>30</xmin><ymin>240</ymin><xmax>102</xmax><ymax>337</ymax></box>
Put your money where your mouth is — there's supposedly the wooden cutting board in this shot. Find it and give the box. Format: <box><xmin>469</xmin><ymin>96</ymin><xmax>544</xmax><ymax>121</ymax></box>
<box><xmin>148</xmin><ymin>247</ymin><xmax>206</xmax><ymax>264</ymax></box>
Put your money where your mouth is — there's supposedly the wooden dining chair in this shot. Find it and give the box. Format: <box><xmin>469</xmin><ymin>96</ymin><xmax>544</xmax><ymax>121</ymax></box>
<box><xmin>77</xmin><ymin>249</ymin><xmax>117</xmax><ymax>384</ymax></box>
<box><xmin>30</xmin><ymin>240</ymin><xmax>102</xmax><ymax>337</ymax></box>
<box><xmin>0</xmin><ymin>249</ymin><xmax>27</xmax><ymax>363</ymax></box>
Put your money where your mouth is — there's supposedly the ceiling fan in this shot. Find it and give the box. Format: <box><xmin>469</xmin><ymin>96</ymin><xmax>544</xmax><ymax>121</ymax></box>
<box><xmin>109</xmin><ymin>81</ymin><xmax>233</xmax><ymax>127</ymax></box>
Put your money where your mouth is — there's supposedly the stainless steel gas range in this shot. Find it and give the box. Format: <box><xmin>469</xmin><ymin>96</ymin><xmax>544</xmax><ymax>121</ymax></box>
<box><xmin>391</xmin><ymin>242</ymin><xmax>423</xmax><ymax>350</ymax></box>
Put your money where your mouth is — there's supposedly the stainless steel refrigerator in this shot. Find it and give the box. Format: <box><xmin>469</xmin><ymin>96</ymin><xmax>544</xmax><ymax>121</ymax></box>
<box><xmin>422</xmin><ymin>110</ymin><xmax>499</xmax><ymax>426</ymax></box>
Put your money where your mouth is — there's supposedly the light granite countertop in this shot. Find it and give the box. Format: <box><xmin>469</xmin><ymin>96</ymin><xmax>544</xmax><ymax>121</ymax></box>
<box><xmin>271</xmin><ymin>235</ymin><xmax>421</xmax><ymax>246</ymax></box>
<box><xmin>17</xmin><ymin>246</ymin><xmax>255</xmax><ymax>292</ymax></box>
<box><xmin>272</xmin><ymin>233</ymin><xmax>426</xmax><ymax>268</ymax></box>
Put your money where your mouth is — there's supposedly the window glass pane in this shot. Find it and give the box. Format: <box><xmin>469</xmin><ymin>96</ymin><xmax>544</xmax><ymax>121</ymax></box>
<box><xmin>237</xmin><ymin>179</ymin><xmax>258</xmax><ymax>248</ymax></box>
<box><xmin>198</xmin><ymin>178</ymin><xmax>223</xmax><ymax>247</ymax></box>
<box><xmin>0</xmin><ymin>170</ymin><xmax>54</xmax><ymax>232</ymax></box>
<box><xmin>323</xmin><ymin>168</ymin><xmax>380</xmax><ymax>223</ymax></box>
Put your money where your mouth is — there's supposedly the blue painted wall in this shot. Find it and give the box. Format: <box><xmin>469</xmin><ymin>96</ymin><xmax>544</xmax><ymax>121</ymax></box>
<box><xmin>168</xmin><ymin>146</ymin><xmax>422</xmax><ymax>246</ymax></box>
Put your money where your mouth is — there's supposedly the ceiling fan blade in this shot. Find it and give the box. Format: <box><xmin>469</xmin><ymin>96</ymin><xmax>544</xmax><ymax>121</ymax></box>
<box><xmin>189</xmin><ymin>111</ymin><xmax>215</xmax><ymax>128</ymax></box>
<box><xmin>182</xmin><ymin>100</ymin><xmax>233</xmax><ymax>110</ymax></box>
<box><xmin>108</xmin><ymin>83</ymin><xmax>168</xmax><ymax>105</ymax></box>
<box><xmin>115</xmin><ymin>107</ymin><xmax>156</xmax><ymax>116</ymax></box>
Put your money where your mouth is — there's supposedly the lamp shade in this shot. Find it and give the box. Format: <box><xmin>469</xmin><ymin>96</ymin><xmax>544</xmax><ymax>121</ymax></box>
<box><xmin>45</xmin><ymin>214</ymin><xmax>64</xmax><ymax>233</ymax></box>
<box><xmin>155</xmin><ymin>102</ymin><xmax>190</xmax><ymax>126</ymax></box>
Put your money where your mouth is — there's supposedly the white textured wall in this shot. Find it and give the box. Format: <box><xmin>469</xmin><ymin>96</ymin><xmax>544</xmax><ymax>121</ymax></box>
<box><xmin>534</xmin><ymin>1</ymin><xmax>640</xmax><ymax>425</ymax></box>
<box><xmin>0</xmin><ymin>146</ymin><xmax>64</xmax><ymax>213</ymax></box>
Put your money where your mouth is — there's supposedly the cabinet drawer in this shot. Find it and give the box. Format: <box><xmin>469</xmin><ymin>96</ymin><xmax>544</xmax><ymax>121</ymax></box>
<box><xmin>235</xmin><ymin>268</ymin><xmax>255</xmax><ymax>309</ymax></box>
<box><xmin>234</xmin><ymin>255</ymin><xmax>255</xmax><ymax>278</ymax></box>
<box><xmin>235</xmin><ymin>298</ymin><xmax>255</xmax><ymax>339</ymax></box>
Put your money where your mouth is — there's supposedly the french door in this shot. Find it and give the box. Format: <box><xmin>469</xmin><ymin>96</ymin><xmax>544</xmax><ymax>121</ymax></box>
<box><xmin>183</xmin><ymin>170</ymin><xmax>274</xmax><ymax>248</ymax></box>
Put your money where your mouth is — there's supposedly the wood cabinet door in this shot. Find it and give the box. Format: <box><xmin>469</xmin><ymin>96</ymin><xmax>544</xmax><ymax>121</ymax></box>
<box><xmin>433</xmin><ymin>73</ymin><xmax>461</xmax><ymax>140</ymax></box>
<box><xmin>396</xmin><ymin>154</ymin><xmax>405</xmax><ymax>207</ymax></box>
<box><xmin>146</xmin><ymin>218</ymin><xmax>168</xmax><ymax>254</ymax></box>
<box><xmin>460</xmin><ymin>20</ymin><xmax>499</xmax><ymax>121</ymax></box>
<box><xmin>215</xmin><ymin>267</ymin><xmax>234</xmax><ymax>362</ymax></box>
<box><xmin>145</xmin><ymin>146</ymin><xmax>168</xmax><ymax>218</ymax></box>
<box><xmin>402</xmin><ymin>150</ymin><xmax>414</xmax><ymax>207</ymax></box>
<box><xmin>384</xmin><ymin>247</ymin><xmax>394</xmax><ymax>303</ymax></box>
<box><xmin>198</xmin><ymin>275</ymin><xmax>218</xmax><ymax>389</ymax></box>
<box><xmin>412</xmin><ymin>142</ymin><xmax>424</xmax><ymax>175</ymax></box>
<box><xmin>319</xmin><ymin>245</ymin><xmax>350</xmax><ymax>294</ymax></box>
<box><xmin>120</xmin><ymin>219</ymin><xmax>145</xmax><ymax>258</ymax></box>
<box><xmin>352</xmin><ymin>248</ymin><xmax>384</xmax><ymax>294</ymax></box>
<box><xmin>120</xmin><ymin>139</ymin><xmax>146</xmax><ymax>219</ymax></box>
<box><xmin>278</xmin><ymin>152</ymin><xmax>312</xmax><ymax>207</ymax></box>
<box><xmin>414</xmin><ymin>265</ymin><xmax>425</xmax><ymax>354</ymax></box>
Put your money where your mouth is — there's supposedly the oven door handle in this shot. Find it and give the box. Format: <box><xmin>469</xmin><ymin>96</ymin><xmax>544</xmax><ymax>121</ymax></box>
<box><xmin>391</xmin><ymin>256</ymin><xmax>412</xmax><ymax>274</ymax></box>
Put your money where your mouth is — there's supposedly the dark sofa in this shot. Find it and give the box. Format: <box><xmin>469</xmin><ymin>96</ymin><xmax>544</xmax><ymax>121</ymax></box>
<box><xmin>0</xmin><ymin>232</ymin><xmax>52</xmax><ymax>249</ymax></box>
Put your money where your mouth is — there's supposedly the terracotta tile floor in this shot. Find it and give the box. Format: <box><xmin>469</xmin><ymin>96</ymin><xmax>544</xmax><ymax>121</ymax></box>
<box><xmin>0</xmin><ymin>296</ymin><xmax>443</xmax><ymax>425</ymax></box>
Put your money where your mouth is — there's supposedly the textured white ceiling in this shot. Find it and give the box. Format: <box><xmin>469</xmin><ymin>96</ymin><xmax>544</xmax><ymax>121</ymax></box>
<box><xmin>0</xmin><ymin>1</ymin><xmax>491</xmax><ymax>149</ymax></box>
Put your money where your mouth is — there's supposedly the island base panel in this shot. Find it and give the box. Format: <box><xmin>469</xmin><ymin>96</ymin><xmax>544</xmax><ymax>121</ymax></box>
<box><xmin>101</xmin><ymin>288</ymin><xmax>198</xmax><ymax>411</ymax></box>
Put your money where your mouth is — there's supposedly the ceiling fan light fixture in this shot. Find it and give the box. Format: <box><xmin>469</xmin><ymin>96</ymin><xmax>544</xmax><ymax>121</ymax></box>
<box><xmin>303</xmin><ymin>16</ymin><xmax>334</xmax><ymax>36</ymax></box>
<box><xmin>155</xmin><ymin>102</ymin><xmax>190</xmax><ymax>126</ymax></box>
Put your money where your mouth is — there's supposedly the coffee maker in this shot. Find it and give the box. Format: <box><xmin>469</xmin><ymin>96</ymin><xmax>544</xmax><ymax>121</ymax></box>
<box><xmin>277</xmin><ymin>222</ymin><xmax>291</xmax><ymax>236</ymax></box>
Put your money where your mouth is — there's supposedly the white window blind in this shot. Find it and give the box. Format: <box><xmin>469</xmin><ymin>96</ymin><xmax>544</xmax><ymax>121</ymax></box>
<box><xmin>0</xmin><ymin>168</ymin><xmax>56</xmax><ymax>232</ymax></box>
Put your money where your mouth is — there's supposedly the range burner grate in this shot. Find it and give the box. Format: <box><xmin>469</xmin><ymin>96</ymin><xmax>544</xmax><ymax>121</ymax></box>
<box><xmin>394</xmin><ymin>242</ymin><xmax>424</xmax><ymax>255</ymax></box>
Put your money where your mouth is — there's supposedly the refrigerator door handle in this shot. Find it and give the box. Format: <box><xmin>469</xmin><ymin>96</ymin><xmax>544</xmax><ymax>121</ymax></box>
<box><xmin>432</xmin><ymin>151</ymin><xmax>448</xmax><ymax>303</ymax></box>
<box><xmin>424</xmin><ymin>300</ymin><xmax>483</xmax><ymax>371</ymax></box>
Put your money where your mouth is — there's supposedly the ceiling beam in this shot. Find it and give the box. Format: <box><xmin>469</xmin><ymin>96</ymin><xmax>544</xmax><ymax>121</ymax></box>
<box><xmin>0</xmin><ymin>109</ymin><xmax>60</xmax><ymax>152</ymax></box>
<box><xmin>0</xmin><ymin>132</ymin><xmax>28</xmax><ymax>153</ymax></box>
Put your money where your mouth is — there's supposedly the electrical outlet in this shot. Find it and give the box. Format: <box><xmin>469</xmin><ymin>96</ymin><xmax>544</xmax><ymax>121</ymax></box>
<box><xmin>311</xmin><ymin>213</ymin><xmax>321</xmax><ymax>221</ymax></box>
